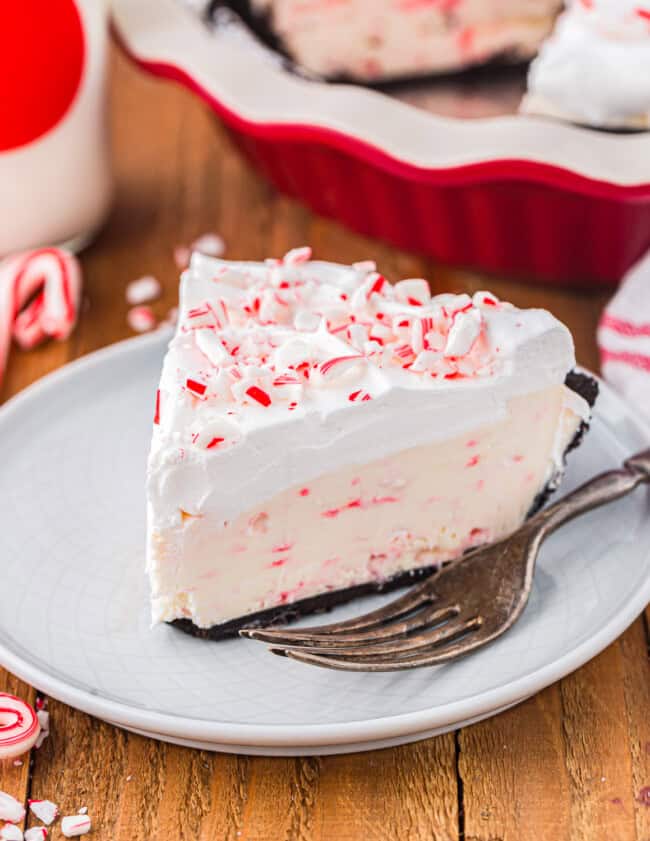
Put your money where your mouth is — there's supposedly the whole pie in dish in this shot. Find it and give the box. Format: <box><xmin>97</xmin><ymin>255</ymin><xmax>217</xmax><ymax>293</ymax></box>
<box><xmin>146</xmin><ymin>248</ymin><xmax>597</xmax><ymax>638</ymax></box>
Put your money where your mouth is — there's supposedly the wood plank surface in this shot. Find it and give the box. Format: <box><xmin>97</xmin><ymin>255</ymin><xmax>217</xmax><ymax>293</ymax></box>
<box><xmin>0</xmin><ymin>44</ymin><xmax>648</xmax><ymax>841</ymax></box>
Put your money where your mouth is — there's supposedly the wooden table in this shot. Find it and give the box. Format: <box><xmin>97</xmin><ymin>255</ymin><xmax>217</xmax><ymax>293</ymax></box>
<box><xmin>1</xmin><ymin>47</ymin><xmax>649</xmax><ymax>841</ymax></box>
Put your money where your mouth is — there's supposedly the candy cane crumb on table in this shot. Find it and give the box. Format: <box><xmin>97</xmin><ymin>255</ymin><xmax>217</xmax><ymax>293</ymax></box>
<box><xmin>0</xmin><ymin>792</ymin><xmax>25</xmax><ymax>824</ymax></box>
<box><xmin>0</xmin><ymin>788</ymin><xmax>91</xmax><ymax>839</ymax></box>
<box><xmin>174</xmin><ymin>232</ymin><xmax>225</xmax><ymax>270</ymax></box>
<box><xmin>24</xmin><ymin>829</ymin><xmax>49</xmax><ymax>841</ymax></box>
<box><xmin>124</xmin><ymin>233</ymin><xmax>226</xmax><ymax>335</ymax></box>
<box><xmin>61</xmin><ymin>816</ymin><xmax>92</xmax><ymax>838</ymax></box>
<box><xmin>28</xmin><ymin>801</ymin><xmax>58</xmax><ymax>826</ymax></box>
<box><xmin>0</xmin><ymin>825</ymin><xmax>24</xmax><ymax>841</ymax></box>
<box><xmin>125</xmin><ymin>275</ymin><xmax>161</xmax><ymax>306</ymax></box>
<box><xmin>126</xmin><ymin>305</ymin><xmax>156</xmax><ymax>333</ymax></box>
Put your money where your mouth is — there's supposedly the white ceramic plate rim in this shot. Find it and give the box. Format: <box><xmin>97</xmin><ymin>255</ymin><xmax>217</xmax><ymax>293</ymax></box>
<box><xmin>111</xmin><ymin>0</ymin><xmax>650</xmax><ymax>185</ymax></box>
<box><xmin>107</xmin><ymin>697</ymin><xmax>526</xmax><ymax>755</ymax></box>
<box><xmin>0</xmin><ymin>332</ymin><xmax>649</xmax><ymax>748</ymax></box>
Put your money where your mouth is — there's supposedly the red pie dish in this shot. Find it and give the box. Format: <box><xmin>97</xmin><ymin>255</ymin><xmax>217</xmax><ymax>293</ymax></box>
<box><xmin>112</xmin><ymin>0</ymin><xmax>650</xmax><ymax>287</ymax></box>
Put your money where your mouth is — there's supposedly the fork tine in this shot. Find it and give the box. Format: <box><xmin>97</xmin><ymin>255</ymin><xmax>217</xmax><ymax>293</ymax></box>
<box><xmin>271</xmin><ymin>615</ymin><xmax>481</xmax><ymax>659</ymax></box>
<box><xmin>240</xmin><ymin>576</ymin><xmax>436</xmax><ymax>643</ymax></box>
<box><xmin>242</xmin><ymin>603</ymin><xmax>458</xmax><ymax>648</ymax></box>
<box><xmin>277</xmin><ymin>628</ymin><xmax>493</xmax><ymax>672</ymax></box>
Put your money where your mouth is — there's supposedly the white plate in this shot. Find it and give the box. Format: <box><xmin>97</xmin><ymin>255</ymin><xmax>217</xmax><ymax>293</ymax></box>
<box><xmin>0</xmin><ymin>333</ymin><xmax>649</xmax><ymax>756</ymax></box>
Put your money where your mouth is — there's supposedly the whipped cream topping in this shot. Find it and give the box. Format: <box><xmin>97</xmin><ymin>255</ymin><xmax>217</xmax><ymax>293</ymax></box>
<box><xmin>524</xmin><ymin>0</ymin><xmax>650</xmax><ymax>127</ymax></box>
<box><xmin>153</xmin><ymin>248</ymin><xmax>571</xmax><ymax>449</ymax></box>
<box><xmin>148</xmin><ymin>250</ymin><xmax>582</xmax><ymax>528</ymax></box>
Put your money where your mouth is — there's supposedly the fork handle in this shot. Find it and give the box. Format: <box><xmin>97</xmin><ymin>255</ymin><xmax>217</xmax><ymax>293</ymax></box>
<box><xmin>534</xmin><ymin>448</ymin><xmax>650</xmax><ymax>536</ymax></box>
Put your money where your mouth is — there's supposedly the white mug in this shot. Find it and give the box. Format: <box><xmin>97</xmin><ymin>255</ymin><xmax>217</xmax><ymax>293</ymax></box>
<box><xmin>0</xmin><ymin>0</ymin><xmax>113</xmax><ymax>256</ymax></box>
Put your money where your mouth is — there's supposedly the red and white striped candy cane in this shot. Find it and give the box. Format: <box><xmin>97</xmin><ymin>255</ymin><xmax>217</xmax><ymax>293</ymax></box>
<box><xmin>0</xmin><ymin>248</ymin><xmax>82</xmax><ymax>387</ymax></box>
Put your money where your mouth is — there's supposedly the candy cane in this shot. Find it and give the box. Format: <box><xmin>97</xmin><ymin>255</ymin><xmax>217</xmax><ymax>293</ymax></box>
<box><xmin>0</xmin><ymin>248</ymin><xmax>82</xmax><ymax>387</ymax></box>
<box><xmin>0</xmin><ymin>693</ymin><xmax>41</xmax><ymax>759</ymax></box>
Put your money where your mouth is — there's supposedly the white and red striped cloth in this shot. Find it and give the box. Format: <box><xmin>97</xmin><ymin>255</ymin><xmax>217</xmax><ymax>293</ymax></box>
<box><xmin>598</xmin><ymin>249</ymin><xmax>650</xmax><ymax>418</ymax></box>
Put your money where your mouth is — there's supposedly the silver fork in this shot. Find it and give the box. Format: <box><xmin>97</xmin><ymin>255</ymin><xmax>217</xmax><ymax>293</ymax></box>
<box><xmin>240</xmin><ymin>450</ymin><xmax>650</xmax><ymax>671</ymax></box>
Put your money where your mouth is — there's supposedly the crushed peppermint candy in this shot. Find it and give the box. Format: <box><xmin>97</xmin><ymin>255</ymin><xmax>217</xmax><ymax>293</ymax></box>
<box><xmin>0</xmin><ymin>791</ymin><xmax>25</xmax><ymax>823</ymax></box>
<box><xmin>246</xmin><ymin>385</ymin><xmax>272</xmax><ymax>407</ymax></box>
<box><xmin>61</xmin><ymin>816</ymin><xmax>91</xmax><ymax>838</ymax></box>
<box><xmin>191</xmin><ymin>417</ymin><xmax>239</xmax><ymax>450</ymax></box>
<box><xmin>352</xmin><ymin>260</ymin><xmax>376</xmax><ymax>273</ymax></box>
<box><xmin>125</xmin><ymin>275</ymin><xmax>161</xmax><ymax>306</ymax></box>
<box><xmin>394</xmin><ymin>278</ymin><xmax>430</xmax><ymax>306</ymax></box>
<box><xmin>127</xmin><ymin>306</ymin><xmax>156</xmax><ymax>334</ymax></box>
<box><xmin>0</xmin><ymin>823</ymin><xmax>24</xmax><ymax>841</ymax></box>
<box><xmin>24</xmin><ymin>830</ymin><xmax>47</xmax><ymax>841</ymax></box>
<box><xmin>174</xmin><ymin>246</ymin><xmax>191</xmax><ymax>270</ymax></box>
<box><xmin>444</xmin><ymin>308</ymin><xmax>482</xmax><ymax>358</ymax></box>
<box><xmin>316</xmin><ymin>355</ymin><xmax>365</xmax><ymax>384</ymax></box>
<box><xmin>196</xmin><ymin>329</ymin><xmax>229</xmax><ymax>367</ymax></box>
<box><xmin>34</xmin><ymin>732</ymin><xmax>48</xmax><ymax>750</ymax></box>
<box><xmin>192</xmin><ymin>233</ymin><xmax>225</xmax><ymax>259</ymax></box>
<box><xmin>34</xmin><ymin>710</ymin><xmax>49</xmax><ymax>749</ymax></box>
<box><xmin>283</xmin><ymin>246</ymin><xmax>311</xmax><ymax>265</ymax></box>
<box><xmin>160</xmin><ymin>249</ymin><xmax>509</xmax><ymax>449</ymax></box>
<box><xmin>348</xmin><ymin>389</ymin><xmax>372</xmax><ymax>402</ymax></box>
<box><xmin>29</xmin><ymin>800</ymin><xmax>58</xmax><ymax>826</ymax></box>
<box><xmin>186</xmin><ymin>378</ymin><xmax>207</xmax><ymax>397</ymax></box>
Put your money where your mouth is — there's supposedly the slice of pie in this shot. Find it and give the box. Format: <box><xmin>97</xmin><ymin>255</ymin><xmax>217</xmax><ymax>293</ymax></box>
<box><xmin>219</xmin><ymin>0</ymin><xmax>563</xmax><ymax>82</ymax></box>
<box><xmin>147</xmin><ymin>248</ymin><xmax>596</xmax><ymax>638</ymax></box>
